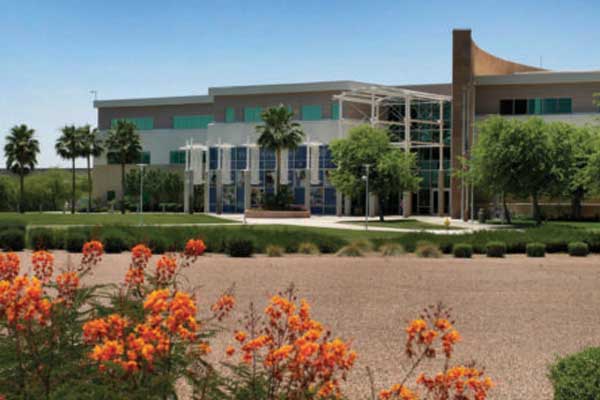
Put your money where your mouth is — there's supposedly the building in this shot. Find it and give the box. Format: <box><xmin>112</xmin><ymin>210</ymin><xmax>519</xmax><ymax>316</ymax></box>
<box><xmin>93</xmin><ymin>29</ymin><xmax>600</xmax><ymax>218</ymax></box>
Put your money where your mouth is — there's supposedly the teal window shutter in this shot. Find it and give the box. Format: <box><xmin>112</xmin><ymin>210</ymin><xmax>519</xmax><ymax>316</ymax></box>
<box><xmin>225</xmin><ymin>107</ymin><xmax>236</xmax><ymax>123</ymax></box>
<box><xmin>140</xmin><ymin>152</ymin><xmax>151</xmax><ymax>164</ymax></box>
<box><xmin>111</xmin><ymin>117</ymin><xmax>153</xmax><ymax>130</ymax></box>
<box><xmin>173</xmin><ymin>115</ymin><xmax>213</xmax><ymax>129</ymax></box>
<box><xmin>558</xmin><ymin>98</ymin><xmax>572</xmax><ymax>113</ymax></box>
<box><xmin>301</xmin><ymin>105</ymin><xmax>322</xmax><ymax>121</ymax></box>
<box><xmin>543</xmin><ymin>98</ymin><xmax>558</xmax><ymax>114</ymax></box>
<box><xmin>331</xmin><ymin>103</ymin><xmax>340</xmax><ymax>120</ymax></box>
<box><xmin>169</xmin><ymin>150</ymin><xmax>186</xmax><ymax>164</ymax></box>
<box><xmin>244</xmin><ymin>107</ymin><xmax>263</xmax><ymax>122</ymax></box>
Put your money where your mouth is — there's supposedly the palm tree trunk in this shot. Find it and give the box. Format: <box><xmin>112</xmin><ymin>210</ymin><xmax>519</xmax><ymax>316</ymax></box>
<box><xmin>532</xmin><ymin>192</ymin><xmax>541</xmax><ymax>225</ymax></box>
<box><xmin>71</xmin><ymin>158</ymin><xmax>76</xmax><ymax>214</ymax></box>
<box><xmin>275</xmin><ymin>148</ymin><xmax>281</xmax><ymax>195</ymax></box>
<box><xmin>87</xmin><ymin>155</ymin><xmax>92</xmax><ymax>213</ymax></box>
<box><xmin>19</xmin><ymin>172</ymin><xmax>24</xmax><ymax>214</ymax></box>
<box><xmin>120</xmin><ymin>163</ymin><xmax>126</xmax><ymax>214</ymax></box>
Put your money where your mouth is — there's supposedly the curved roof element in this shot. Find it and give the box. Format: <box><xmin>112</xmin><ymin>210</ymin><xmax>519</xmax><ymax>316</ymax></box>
<box><xmin>471</xmin><ymin>41</ymin><xmax>546</xmax><ymax>76</ymax></box>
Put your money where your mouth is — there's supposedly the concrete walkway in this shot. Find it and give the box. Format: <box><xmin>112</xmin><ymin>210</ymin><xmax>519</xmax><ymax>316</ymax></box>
<box><xmin>209</xmin><ymin>213</ymin><xmax>505</xmax><ymax>235</ymax></box>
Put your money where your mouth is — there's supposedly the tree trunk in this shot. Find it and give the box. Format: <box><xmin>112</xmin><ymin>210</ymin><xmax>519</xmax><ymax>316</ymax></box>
<box><xmin>532</xmin><ymin>192</ymin><xmax>542</xmax><ymax>225</ymax></box>
<box><xmin>87</xmin><ymin>155</ymin><xmax>92</xmax><ymax>213</ymax></box>
<box><xmin>19</xmin><ymin>172</ymin><xmax>24</xmax><ymax>214</ymax></box>
<box><xmin>570</xmin><ymin>187</ymin><xmax>584</xmax><ymax>221</ymax></box>
<box><xmin>378</xmin><ymin>194</ymin><xmax>385</xmax><ymax>222</ymax></box>
<box><xmin>120</xmin><ymin>163</ymin><xmax>126</xmax><ymax>214</ymax></box>
<box><xmin>275</xmin><ymin>148</ymin><xmax>280</xmax><ymax>195</ymax></box>
<box><xmin>502</xmin><ymin>192</ymin><xmax>512</xmax><ymax>225</ymax></box>
<box><xmin>71</xmin><ymin>157</ymin><xmax>76</xmax><ymax>214</ymax></box>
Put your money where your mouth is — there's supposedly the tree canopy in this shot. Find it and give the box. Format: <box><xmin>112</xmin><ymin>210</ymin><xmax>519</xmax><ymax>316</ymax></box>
<box><xmin>4</xmin><ymin>124</ymin><xmax>40</xmax><ymax>213</ymax></box>
<box><xmin>329</xmin><ymin>125</ymin><xmax>420</xmax><ymax>221</ymax></box>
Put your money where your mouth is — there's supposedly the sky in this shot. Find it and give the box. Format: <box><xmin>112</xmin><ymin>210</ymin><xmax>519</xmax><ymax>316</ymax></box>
<box><xmin>1</xmin><ymin>0</ymin><xmax>600</xmax><ymax>167</ymax></box>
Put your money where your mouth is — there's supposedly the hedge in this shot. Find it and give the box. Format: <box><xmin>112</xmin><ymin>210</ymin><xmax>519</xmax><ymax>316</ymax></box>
<box><xmin>549</xmin><ymin>347</ymin><xmax>600</xmax><ymax>400</ymax></box>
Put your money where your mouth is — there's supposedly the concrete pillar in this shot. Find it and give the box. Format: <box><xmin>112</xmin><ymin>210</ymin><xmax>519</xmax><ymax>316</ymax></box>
<box><xmin>204</xmin><ymin>172</ymin><xmax>209</xmax><ymax>213</ymax></box>
<box><xmin>335</xmin><ymin>190</ymin><xmax>342</xmax><ymax>216</ymax></box>
<box><xmin>438</xmin><ymin>171</ymin><xmax>445</xmax><ymax>216</ymax></box>
<box><xmin>304</xmin><ymin>169</ymin><xmax>311</xmax><ymax>211</ymax></box>
<box><xmin>244</xmin><ymin>170</ymin><xmax>251</xmax><ymax>211</ymax></box>
<box><xmin>344</xmin><ymin>196</ymin><xmax>351</xmax><ymax>216</ymax></box>
<box><xmin>216</xmin><ymin>170</ymin><xmax>223</xmax><ymax>215</ymax></box>
<box><xmin>369</xmin><ymin>194</ymin><xmax>377</xmax><ymax>217</ymax></box>
<box><xmin>183</xmin><ymin>170</ymin><xmax>191</xmax><ymax>213</ymax></box>
<box><xmin>403</xmin><ymin>192</ymin><xmax>412</xmax><ymax>217</ymax></box>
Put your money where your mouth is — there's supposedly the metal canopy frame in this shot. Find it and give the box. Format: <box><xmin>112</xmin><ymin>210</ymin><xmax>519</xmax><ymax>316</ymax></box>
<box><xmin>333</xmin><ymin>84</ymin><xmax>452</xmax><ymax>216</ymax></box>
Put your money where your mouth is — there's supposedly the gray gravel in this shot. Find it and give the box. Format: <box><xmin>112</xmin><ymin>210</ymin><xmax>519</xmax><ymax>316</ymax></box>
<box><xmin>33</xmin><ymin>252</ymin><xmax>600</xmax><ymax>399</ymax></box>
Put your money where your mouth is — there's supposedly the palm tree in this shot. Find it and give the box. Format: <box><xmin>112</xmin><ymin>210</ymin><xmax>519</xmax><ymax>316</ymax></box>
<box><xmin>4</xmin><ymin>124</ymin><xmax>40</xmax><ymax>213</ymax></box>
<box><xmin>256</xmin><ymin>105</ymin><xmax>305</xmax><ymax>194</ymax></box>
<box><xmin>78</xmin><ymin>125</ymin><xmax>104</xmax><ymax>212</ymax></box>
<box><xmin>105</xmin><ymin>120</ymin><xmax>142</xmax><ymax>214</ymax></box>
<box><xmin>55</xmin><ymin>125</ymin><xmax>82</xmax><ymax>214</ymax></box>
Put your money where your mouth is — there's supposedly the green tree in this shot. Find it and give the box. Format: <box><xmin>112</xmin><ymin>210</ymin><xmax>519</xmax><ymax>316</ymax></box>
<box><xmin>469</xmin><ymin>116</ymin><xmax>557</xmax><ymax>224</ymax></box>
<box><xmin>4</xmin><ymin>124</ymin><xmax>40</xmax><ymax>213</ymax></box>
<box><xmin>0</xmin><ymin>175</ymin><xmax>17</xmax><ymax>211</ymax></box>
<box><xmin>78</xmin><ymin>125</ymin><xmax>104</xmax><ymax>212</ymax></box>
<box><xmin>55</xmin><ymin>125</ymin><xmax>82</xmax><ymax>214</ymax></box>
<box><xmin>256</xmin><ymin>105</ymin><xmax>305</xmax><ymax>194</ymax></box>
<box><xmin>329</xmin><ymin>125</ymin><xmax>420</xmax><ymax>221</ymax></box>
<box><xmin>105</xmin><ymin>120</ymin><xmax>142</xmax><ymax>214</ymax></box>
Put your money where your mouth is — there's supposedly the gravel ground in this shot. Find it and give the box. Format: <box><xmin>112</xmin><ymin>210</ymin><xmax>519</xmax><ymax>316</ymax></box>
<box><xmin>27</xmin><ymin>252</ymin><xmax>600</xmax><ymax>399</ymax></box>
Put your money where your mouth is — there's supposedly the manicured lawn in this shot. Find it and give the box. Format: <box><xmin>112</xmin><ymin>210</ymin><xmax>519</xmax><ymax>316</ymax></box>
<box><xmin>0</xmin><ymin>212</ymin><xmax>233</xmax><ymax>226</ymax></box>
<box><xmin>342</xmin><ymin>218</ymin><xmax>460</xmax><ymax>230</ymax></box>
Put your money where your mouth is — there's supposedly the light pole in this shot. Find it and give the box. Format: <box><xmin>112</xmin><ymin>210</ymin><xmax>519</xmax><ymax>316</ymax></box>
<box><xmin>137</xmin><ymin>163</ymin><xmax>147</xmax><ymax>226</ymax></box>
<box><xmin>362</xmin><ymin>164</ymin><xmax>370</xmax><ymax>231</ymax></box>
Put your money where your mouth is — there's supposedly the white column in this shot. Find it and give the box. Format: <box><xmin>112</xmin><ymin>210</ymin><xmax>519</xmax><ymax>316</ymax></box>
<box><xmin>403</xmin><ymin>97</ymin><xmax>412</xmax><ymax>217</ymax></box>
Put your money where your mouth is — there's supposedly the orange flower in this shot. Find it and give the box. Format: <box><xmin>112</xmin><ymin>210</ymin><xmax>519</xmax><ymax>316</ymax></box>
<box><xmin>0</xmin><ymin>253</ymin><xmax>20</xmax><ymax>281</ymax></box>
<box><xmin>144</xmin><ymin>289</ymin><xmax>170</xmax><ymax>314</ymax></box>
<box><xmin>234</xmin><ymin>330</ymin><xmax>247</xmax><ymax>343</ymax></box>
<box><xmin>226</xmin><ymin>345</ymin><xmax>235</xmax><ymax>356</ymax></box>
<box><xmin>184</xmin><ymin>239</ymin><xmax>206</xmax><ymax>258</ymax></box>
<box><xmin>31</xmin><ymin>250</ymin><xmax>54</xmax><ymax>283</ymax></box>
<box><xmin>211</xmin><ymin>294</ymin><xmax>235</xmax><ymax>321</ymax></box>
<box><xmin>418</xmin><ymin>365</ymin><xmax>493</xmax><ymax>399</ymax></box>
<box><xmin>124</xmin><ymin>267</ymin><xmax>144</xmax><ymax>288</ymax></box>
<box><xmin>406</xmin><ymin>319</ymin><xmax>427</xmax><ymax>338</ymax></box>
<box><xmin>56</xmin><ymin>271</ymin><xmax>79</xmax><ymax>305</ymax></box>
<box><xmin>131</xmin><ymin>244</ymin><xmax>152</xmax><ymax>268</ymax></box>
<box><xmin>155</xmin><ymin>255</ymin><xmax>177</xmax><ymax>285</ymax></box>
<box><xmin>435</xmin><ymin>318</ymin><xmax>452</xmax><ymax>331</ymax></box>
<box><xmin>82</xmin><ymin>240</ymin><xmax>104</xmax><ymax>267</ymax></box>
<box><xmin>0</xmin><ymin>276</ymin><xmax>51</xmax><ymax>329</ymax></box>
<box><xmin>442</xmin><ymin>330</ymin><xmax>461</xmax><ymax>357</ymax></box>
<box><xmin>379</xmin><ymin>384</ymin><xmax>418</xmax><ymax>400</ymax></box>
<box><xmin>198</xmin><ymin>341</ymin><xmax>211</xmax><ymax>355</ymax></box>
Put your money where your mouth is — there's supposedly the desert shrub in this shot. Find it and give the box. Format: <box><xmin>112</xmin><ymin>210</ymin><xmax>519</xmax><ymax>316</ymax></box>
<box><xmin>265</xmin><ymin>244</ymin><xmax>284</xmax><ymax>257</ymax></box>
<box><xmin>568</xmin><ymin>242</ymin><xmax>589</xmax><ymax>257</ymax></box>
<box><xmin>226</xmin><ymin>237</ymin><xmax>254</xmax><ymax>257</ymax></box>
<box><xmin>29</xmin><ymin>228</ymin><xmax>58</xmax><ymax>250</ymax></box>
<box><xmin>318</xmin><ymin>237</ymin><xmax>341</xmax><ymax>254</ymax></box>
<box><xmin>549</xmin><ymin>347</ymin><xmax>600</xmax><ymax>400</ymax></box>
<box><xmin>0</xmin><ymin>228</ymin><xmax>25</xmax><ymax>251</ymax></box>
<box><xmin>486</xmin><ymin>241</ymin><xmax>506</xmax><ymax>258</ymax></box>
<box><xmin>453</xmin><ymin>243</ymin><xmax>473</xmax><ymax>258</ymax></box>
<box><xmin>379</xmin><ymin>242</ymin><xmax>405</xmax><ymax>256</ymax></box>
<box><xmin>65</xmin><ymin>232</ymin><xmax>88</xmax><ymax>253</ymax></box>
<box><xmin>297</xmin><ymin>242</ymin><xmax>320</xmax><ymax>255</ymax></box>
<box><xmin>101</xmin><ymin>230</ymin><xmax>130</xmax><ymax>254</ymax></box>
<box><xmin>526</xmin><ymin>242</ymin><xmax>546</xmax><ymax>257</ymax></box>
<box><xmin>415</xmin><ymin>242</ymin><xmax>442</xmax><ymax>258</ymax></box>
<box><xmin>350</xmin><ymin>239</ymin><xmax>373</xmax><ymax>252</ymax></box>
<box><xmin>336</xmin><ymin>243</ymin><xmax>363</xmax><ymax>257</ymax></box>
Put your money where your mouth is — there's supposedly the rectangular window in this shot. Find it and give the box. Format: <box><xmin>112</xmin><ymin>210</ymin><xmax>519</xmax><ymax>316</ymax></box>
<box><xmin>527</xmin><ymin>98</ymin><xmax>542</xmax><ymax>115</ymax></box>
<box><xmin>106</xmin><ymin>190</ymin><xmax>116</xmax><ymax>201</ymax></box>
<box><xmin>331</xmin><ymin>103</ymin><xmax>340</xmax><ymax>120</ymax></box>
<box><xmin>558</xmin><ymin>98</ymin><xmax>572</xmax><ymax>113</ymax></box>
<box><xmin>173</xmin><ymin>115</ymin><xmax>213</xmax><ymax>129</ymax></box>
<box><xmin>111</xmin><ymin>117</ymin><xmax>154</xmax><ymax>130</ymax></box>
<box><xmin>514</xmin><ymin>99</ymin><xmax>527</xmax><ymax>115</ymax></box>
<box><xmin>139</xmin><ymin>151</ymin><xmax>151</xmax><ymax>164</ymax></box>
<box><xmin>169</xmin><ymin>150</ymin><xmax>186</xmax><ymax>165</ymax></box>
<box><xmin>543</xmin><ymin>98</ymin><xmax>558</xmax><ymax>114</ymax></box>
<box><xmin>499</xmin><ymin>100</ymin><xmax>513</xmax><ymax>115</ymax></box>
<box><xmin>225</xmin><ymin>107</ymin><xmax>236</xmax><ymax>123</ymax></box>
<box><xmin>244</xmin><ymin>107</ymin><xmax>263</xmax><ymax>122</ymax></box>
<box><xmin>301</xmin><ymin>105</ymin><xmax>322</xmax><ymax>121</ymax></box>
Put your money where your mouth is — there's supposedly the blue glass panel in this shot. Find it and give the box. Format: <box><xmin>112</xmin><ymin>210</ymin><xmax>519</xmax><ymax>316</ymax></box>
<box><xmin>324</xmin><ymin>188</ymin><xmax>336</xmax><ymax>206</ymax></box>
<box><xmin>294</xmin><ymin>146</ymin><xmax>307</xmax><ymax>169</ymax></box>
<box><xmin>294</xmin><ymin>188</ymin><xmax>305</xmax><ymax>205</ymax></box>
<box><xmin>209</xmin><ymin>148</ymin><xmax>218</xmax><ymax>170</ymax></box>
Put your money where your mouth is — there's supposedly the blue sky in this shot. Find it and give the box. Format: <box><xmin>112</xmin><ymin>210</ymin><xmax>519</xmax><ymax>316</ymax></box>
<box><xmin>1</xmin><ymin>0</ymin><xmax>600</xmax><ymax>167</ymax></box>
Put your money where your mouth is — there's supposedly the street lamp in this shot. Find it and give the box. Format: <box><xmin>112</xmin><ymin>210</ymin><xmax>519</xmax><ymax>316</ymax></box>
<box><xmin>362</xmin><ymin>164</ymin><xmax>370</xmax><ymax>231</ymax></box>
<box><xmin>137</xmin><ymin>163</ymin><xmax>147</xmax><ymax>226</ymax></box>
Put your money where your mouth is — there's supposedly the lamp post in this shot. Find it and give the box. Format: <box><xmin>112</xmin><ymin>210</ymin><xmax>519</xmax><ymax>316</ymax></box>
<box><xmin>137</xmin><ymin>163</ymin><xmax>147</xmax><ymax>226</ymax></box>
<box><xmin>362</xmin><ymin>164</ymin><xmax>370</xmax><ymax>231</ymax></box>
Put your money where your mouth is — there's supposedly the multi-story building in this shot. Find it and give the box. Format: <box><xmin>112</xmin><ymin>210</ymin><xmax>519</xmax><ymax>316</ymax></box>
<box><xmin>93</xmin><ymin>29</ymin><xmax>600</xmax><ymax>218</ymax></box>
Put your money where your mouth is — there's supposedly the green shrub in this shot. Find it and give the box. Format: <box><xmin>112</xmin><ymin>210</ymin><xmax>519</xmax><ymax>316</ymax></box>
<box><xmin>226</xmin><ymin>238</ymin><xmax>254</xmax><ymax>257</ymax></box>
<box><xmin>29</xmin><ymin>228</ymin><xmax>58</xmax><ymax>250</ymax></box>
<box><xmin>453</xmin><ymin>243</ymin><xmax>473</xmax><ymax>258</ymax></box>
<box><xmin>297</xmin><ymin>242</ymin><xmax>320</xmax><ymax>255</ymax></box>
<box><xmin>568</xmin><ymin>242</ymin><xmax>589</xmax><ymax>257</ymax></box>
<box><xmin>486</xmin><ymin>241</ymin><xmax>506</xmax><ymax>258</ymax></box>
<box><xmin>415</xmin><ymin>242</ymin><xmax>442</xmax><ymax>258</ymax></box>
<box><xmin>265</xmin><ymin>244</ymin><xmax>284</xmax><ymax>257</ymax></box>
<box><xmin>549</xmin><ymin>347</ymin><xmax>600</xmax><ymax>400</ymax></box>
<box><xmin>147</xmin><ymin>237</ymin><xmax>168</xmax><ymax>254</ymax></box>
<box><xmin>350</xmin><ymin>239</ymin><xmax>373</xmax><ymax>252</ymax></box>
<box><xmin>336</xmin><ymin>243</ymin><xmax>363</xmax><ymax>257</ymax></box>
<box><xmin>101</xmin><ymin>231</ymin><xmax>130</xmax><ymax>254</ymax></box>
<box><xmin>65</xmin><ymin>232</ymin><xmax>88</xmax><ymax>253</ymax></box>
<box><xmin>379</xmin><ymin>242</ymin><xmax>405</xmax><ymax>256</ymax></box>
<box><xmin>318</xmin><ymin>237</ymin><xmax>344</xmax><ymax>254</ymax></box>
<box><xmin>0</xmin><ymin>229</ymin><xmax>25</xmax><ymax>251</ymax></box>
<box><xmin>526</xmin><ymin>242</ymin><xmax>546</xmax><ymax>257</ymax></box>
